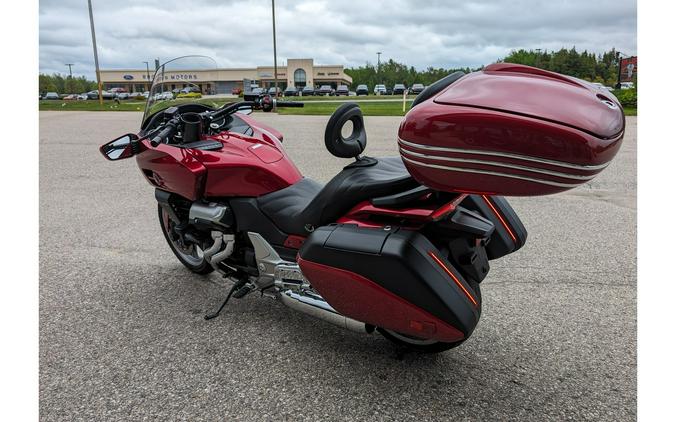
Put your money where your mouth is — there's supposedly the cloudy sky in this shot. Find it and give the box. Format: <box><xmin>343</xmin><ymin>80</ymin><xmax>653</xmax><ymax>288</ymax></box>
<box><xmin>39</xmin><ymin>0</ymin><xmax>636</xmax><ymax>78</ymax></box>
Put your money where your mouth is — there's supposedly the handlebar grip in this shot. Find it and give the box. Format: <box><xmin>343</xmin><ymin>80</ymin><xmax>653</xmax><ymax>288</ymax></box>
<box><xmin>150</xmin><ymin>123</ymin><xmax>177</xmax><ymax>147</ymax></box>
<box><xmin>275</xmin><ymin>101</ymin><xmax>304</xmax><ymax>108</ymax></box>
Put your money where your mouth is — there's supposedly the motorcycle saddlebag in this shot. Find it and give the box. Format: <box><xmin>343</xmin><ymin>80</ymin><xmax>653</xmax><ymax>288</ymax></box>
<box><xmin>461</xmin><ymin>194</ymin><xmax>527</xmax><ymax>260</ymax></box>
<box><xmin>297</xmin><ymin>224</ymin><xmax>481</xmax><ymax>342</ymax></box>
<box><xmin>398</xmin><ymin>63</ymin><xmax>625</xmax><ymax>196</ymax></box>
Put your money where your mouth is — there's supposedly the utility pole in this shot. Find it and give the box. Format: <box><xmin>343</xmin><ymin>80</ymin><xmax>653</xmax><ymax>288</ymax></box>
<box><xmin>87</xmin><ymin>0</ymin><xmax>103</xmax><ymax>105</ymax></box>
<box><xmin>65</xmin><ymin>63</ymin><xmax>74</xmax><ymax>93</ymax></box>
<box><xmin>535</xmin><ymin>48</ymin><xmax>542</xmax><ymax>68</ymax></box>
<box><xmin>377</xmin><ymin>51</ymin><xmax>382</xmax><ymax>83</ymax></box>
<box><xmin>271</xmin><ymin>0</ymin><xmax>279</xmax><ymax>98</ymax></box>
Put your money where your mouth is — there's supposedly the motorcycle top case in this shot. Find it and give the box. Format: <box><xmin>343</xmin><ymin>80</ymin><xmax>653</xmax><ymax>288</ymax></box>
<box><xmin>397</xmin><ymin>63</ymin><xmax>625</xmax><ymax>196</ymax></box>
<box><xmin>297</xmin><ymin>224</ymin><xmax>481</xmax><ymax>342</ymax></box>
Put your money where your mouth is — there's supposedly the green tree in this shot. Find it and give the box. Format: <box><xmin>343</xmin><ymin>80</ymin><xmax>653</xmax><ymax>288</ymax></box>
<box><xmin>39</xmin><ymin>73</ymin><xmax>97</xmax><ymax>95</ymax></box>
<box><xmin>501</xmin><ymin>47</ymin><xmax>626</xmax><ymax>86</ymax></box>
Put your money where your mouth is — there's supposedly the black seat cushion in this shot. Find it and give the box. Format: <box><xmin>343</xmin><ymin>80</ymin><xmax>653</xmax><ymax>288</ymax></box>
<box><xmin>258</xmin><ymin>157</ymin><xmax>418</xmax><ymax>235</ymax></box>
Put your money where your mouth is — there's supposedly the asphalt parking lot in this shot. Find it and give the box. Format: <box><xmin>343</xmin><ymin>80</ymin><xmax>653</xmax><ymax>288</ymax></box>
<box><xmin>40</xmin><ymin>111</ymin><xmax>636</xmax><ymax>421</ymax></box>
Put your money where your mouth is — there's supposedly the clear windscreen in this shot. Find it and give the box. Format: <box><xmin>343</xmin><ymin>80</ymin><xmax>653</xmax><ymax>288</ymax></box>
<box><xmin>142</xmin><ymin>55</ymin><xmax>220</xmax><ymax>126</ymax></box>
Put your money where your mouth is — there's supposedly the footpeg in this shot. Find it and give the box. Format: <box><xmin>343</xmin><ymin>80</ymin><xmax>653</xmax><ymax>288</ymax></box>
<box><xmin>232</xmin><ymin>283</ymin><xmax>254</xmax><ymax>299</ymax></box>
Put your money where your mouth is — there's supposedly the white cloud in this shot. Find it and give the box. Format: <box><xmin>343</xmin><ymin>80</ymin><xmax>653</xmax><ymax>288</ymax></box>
<box><xmin>39</xmin><ymin>0</ymin><xmax>637</xmax><ymax>78</ymax></box>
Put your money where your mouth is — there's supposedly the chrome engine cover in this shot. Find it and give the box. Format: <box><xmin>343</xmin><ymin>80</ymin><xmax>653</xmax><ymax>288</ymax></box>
<box><xmin>247</xmin><ymin>232</ymin><xmax>368</xmax><ymax>333</ymax></box>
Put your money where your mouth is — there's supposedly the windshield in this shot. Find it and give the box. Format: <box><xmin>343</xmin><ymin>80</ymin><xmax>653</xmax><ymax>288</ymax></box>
<box><xmin>142</xmin><ymin>55</ymin><xmax>220</xmax><ymax>126</ymax></box>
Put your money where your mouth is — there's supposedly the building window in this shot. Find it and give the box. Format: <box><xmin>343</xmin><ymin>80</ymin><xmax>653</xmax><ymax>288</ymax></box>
<box><xmin>294</xmin><ymin>68</ymin><xmax>306</xmax><ymax>88</ymax></box>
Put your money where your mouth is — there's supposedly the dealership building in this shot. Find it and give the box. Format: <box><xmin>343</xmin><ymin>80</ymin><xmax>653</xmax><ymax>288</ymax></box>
<box><xmin>100</xmin><ymin>58</ymin><xmax>352</xmax><ymax>94</ymax></box>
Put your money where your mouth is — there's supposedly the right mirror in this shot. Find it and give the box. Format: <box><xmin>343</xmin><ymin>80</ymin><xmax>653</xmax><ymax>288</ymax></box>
<box><xmin>100</xmin><ymin>134</ymin><xmax>138</xmax><ymax>161</ymax></box>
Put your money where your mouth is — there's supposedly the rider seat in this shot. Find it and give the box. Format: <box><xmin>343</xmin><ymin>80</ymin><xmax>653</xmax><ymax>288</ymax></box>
<box><xmin>257</xmin><ymin>157</ymin><xmax>418</xmax><ymax>235</ymax></box>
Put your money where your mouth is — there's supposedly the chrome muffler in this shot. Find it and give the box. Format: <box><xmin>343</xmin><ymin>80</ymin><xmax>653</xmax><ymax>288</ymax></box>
<box><xmin>246</xmin><ymin>231</ymin><xmax>370</xmax><ymax>334</ymax></box>
<box><xmin>278</xmin><ymin>289</ymin><xmax>370</xmax><ymax>334</ymax></box>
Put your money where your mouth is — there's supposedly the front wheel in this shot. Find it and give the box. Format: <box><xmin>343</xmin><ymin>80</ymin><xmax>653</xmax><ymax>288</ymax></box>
<box><xmin>158</xmin><ymin>205</ymin><xmax>214</xmax><ymax>275</ymax></box>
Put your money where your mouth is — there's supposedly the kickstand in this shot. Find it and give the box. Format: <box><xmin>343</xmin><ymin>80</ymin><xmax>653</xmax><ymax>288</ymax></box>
<box><xmin>204</xmin><ymin>279</ymin><xmax>247</xmax><ymax>320</ymax></box>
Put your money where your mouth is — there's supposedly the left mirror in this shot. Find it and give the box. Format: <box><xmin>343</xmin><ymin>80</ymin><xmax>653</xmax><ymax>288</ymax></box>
<box><xmin>100</xmin><ymin>133</ymin><xmax>139</xmax><ymax>161</ymax></box>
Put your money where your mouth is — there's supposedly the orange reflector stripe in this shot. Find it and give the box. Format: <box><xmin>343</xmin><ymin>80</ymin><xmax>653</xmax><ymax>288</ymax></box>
<box><xmin>428</xmin><ymin>251</ymin><xmax>478</xmax><ymax>307</ymax></box>
<box><xmin>482</xmin><ymin>195</ymin><xmax>517</xmax><ymax>242</ymax></box>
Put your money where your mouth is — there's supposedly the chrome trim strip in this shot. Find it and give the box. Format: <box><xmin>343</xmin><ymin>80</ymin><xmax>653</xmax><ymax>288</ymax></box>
<box><xmin>400</xmin><ymin>156</ymin><xmax>583</xmax><ymax>188</ymax></box>
<box><xmin>399</xmin><ymin>147</ymin><xmax>596</xmax><ymax>181</ymax></box>
<box><xmin>398</xmin><ymin>137</ymin><xmax>609</xmax><ymax>171</ymax></box>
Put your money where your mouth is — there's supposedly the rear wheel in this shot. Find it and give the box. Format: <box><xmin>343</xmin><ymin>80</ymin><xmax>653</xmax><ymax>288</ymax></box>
<box><xmin>377</xmin><ymin>328</ymin><xmax>465</xmax><ymax>353</ymax></box>
<box><xmin>378</xmin><ymin>280</ymin><xmax>481</xmax><ymax>353</ymax></box>
<box><xmin>158</xmin><ymin>205</ymin><xmax>214</xmax><ymax>274</ymax></box>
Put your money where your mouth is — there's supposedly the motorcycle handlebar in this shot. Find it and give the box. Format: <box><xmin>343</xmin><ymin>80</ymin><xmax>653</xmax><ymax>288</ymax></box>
<box><xmin>274</xmin><ymin>101</ymin><xmax>304</xmax><ymax>108</ymax></box>
<box><xmin>150</xmin><ymin>121</ymin><xmax>178</xmax><ymax>147</ymax></box>
<box><xmin>147</xmin><ymin>97</ymin><xmax>304</xmax><ymax>146</ymax></box>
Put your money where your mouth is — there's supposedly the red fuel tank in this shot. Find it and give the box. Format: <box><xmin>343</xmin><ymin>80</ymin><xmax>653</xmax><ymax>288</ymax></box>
<box><xmin>398</xmin><ymin>63</ymin><xmax>625</xmax><ymax>196</ymax></box>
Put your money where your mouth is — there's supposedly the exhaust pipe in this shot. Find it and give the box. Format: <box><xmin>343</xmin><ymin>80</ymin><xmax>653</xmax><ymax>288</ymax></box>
<box><xmin>278</xmin><ymin>289</ymin><xmax>370</xmax><ymax>334</ymax></box>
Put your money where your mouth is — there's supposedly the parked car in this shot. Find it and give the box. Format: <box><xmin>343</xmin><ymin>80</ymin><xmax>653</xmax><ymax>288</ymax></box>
<box><xmin>44</xmin><ymin>92</ymin><xmax>59</xmax><ymax>100</ymax></box>
<box><xmin>128</xmin><ymin>92</ymin><xmax>143</xmax><ymax>100</ymax></box>
<box><xmin>63</xmin><ymin>94</ymin><xmax>78</xmax><ymax>100</ymax></box>
<box><xmin>284</xmin><ymin>86</ymin><xmax>298</xmax><ymax>97</ymax></box>
<box><xmin>373</xmin><ymin>84</ymin><xmax>387</xmax><ymax>95</ymax></box>
<box><xmin>355</xmin><ymin>84</ymin><xmax>369</xmax><ymax>96</ymax></box>
<box><xmin>335</xmin><ymin>85</ymin><xmax>349</xmax><ymax>96</ymax></box>
<box><xmin>318</xmin><ymin>85</ymin><xmax>334</xmax><ymax>96</ymax></box>
<box><xmin>152</xmin><ymin>91</ymin><xmax>174</xmax><ymax>101</ymax></box>
<box><xmin>142</xmin><ymin>91</ymin><xmax>150</xmax><ymax>98</ymax></box>
<box><xmin>410</xmin><ymin>83</ymin><xmax>425</xmax><ymax>94</ymax></box>
<box><xmin>251</xmin><ymin>87</ymin><xmax>265</xmax><ymax>95</ymax></box>
<box><xmin>86</xmin><ymin>90</ymin><xmax>115</xmax><ymax>100</ymax></box>
<box><xmin>301</xmin><ymin>85</ymin><xmax>315</xmax><ymax>96</ymax></box>
<box><xmin>590</xmin><ymin>82</ymin><xmax>613</xmax><ymax>92</ymax></box>
<box><xmin>385</xmin><ymin>88</ymin><xmax>393</xmax><ymax>95</ymax></box>
<box><xmin>393</xmin><ymin>84</ymin><xmax>406</xmax><ymax>95</ymax></box>
<box><xmin>77</xmin><ymin>93</ymin><xmax>88</xmax><ymax>100</ymax></box>
<box><xmin>109</xmin><ymin>87</ymin><xmax>127</xmax><ymax>94</ymax></box>
<box><xmin>116</xmin><ymin>92</ymin><xmax>130</xmax><ymax>100</ymax></box>
<box><xmin>267</xmin><ymin>87</ymin><xmax>281</xmax><ymax>96</ymax></box>
<box><xmin>348</xmin><ymin>91</ymin><xmax>357</xmax><ymax>96</ymax></box>
<box><xmin>179</xmin><ymin>86</ymin><xmax>201</xmax><ymax>94</ymax></box>
<box><xmin>231</xmin><ymin>87</ymin><xmax>242</xmax><ymax>95</ymax></box>
<box><xmin>620</xmin><ymin>82</ymin><xmax>634</xmax><ymax>90</ymax></box>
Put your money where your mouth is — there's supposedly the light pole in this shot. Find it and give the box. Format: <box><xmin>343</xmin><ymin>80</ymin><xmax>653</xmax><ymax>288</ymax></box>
<box><xmin>535</xmin><ymin>48</ymin><xmax>542</xmax><ymax>68</ymax></box>
<box><xmin>377</xmin><ymin>52</ymin><xmax>382</xmax><ymax>84</ymax></box>
<box><xmin>143</xmin><ymin>61</ymin><xmax>151</xmax><ymax>91</ymax></box>
<box><xmin>271</xmin><ymin>0</ymin><xmax>279</xmax><ymax>98</ymax></box>
<box><xmin>65</xmin><ymin>63</ymin><xmax>74</xmax><ymax>93</ymax></box>
<box><xmin>615</xmin><ymin>51</ymin><xmax>627</xmax><ymax>89</ymax></box>
<box><xmin>87</xmin><ymin>0</ymin><xmax>103</xmax><ymax>105</ymax></box>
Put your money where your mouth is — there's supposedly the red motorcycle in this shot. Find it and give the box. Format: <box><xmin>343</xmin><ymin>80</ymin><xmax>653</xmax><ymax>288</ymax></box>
<box><xmin>101</xmin><ymin>57</ymin><xmax>624</xmax><ymax>352</ymax></box>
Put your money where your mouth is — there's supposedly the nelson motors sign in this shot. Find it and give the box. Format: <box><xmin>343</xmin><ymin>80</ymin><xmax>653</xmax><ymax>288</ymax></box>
<box><xmin>152</xmin><ymin>73</ymin><xmax>200</xmax><ymax>81</ymax></box>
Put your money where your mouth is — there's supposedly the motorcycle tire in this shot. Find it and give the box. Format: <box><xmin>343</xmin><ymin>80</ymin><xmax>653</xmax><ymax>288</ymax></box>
<box><xmin>158</xmin><ymin>205</ymin><xmax>214</xmax><ymax>275</ymax></box>
<box><xmin>378</xmin><ymin>280</ymin><xmax>481</xmax><ymax>353</ymax></box>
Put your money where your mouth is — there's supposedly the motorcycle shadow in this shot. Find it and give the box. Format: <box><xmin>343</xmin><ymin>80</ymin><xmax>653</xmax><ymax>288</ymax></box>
<box><xmin>194</xmin><ymin>273</ymin><xmax>470</xmax><ymax>364</ymax></box>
